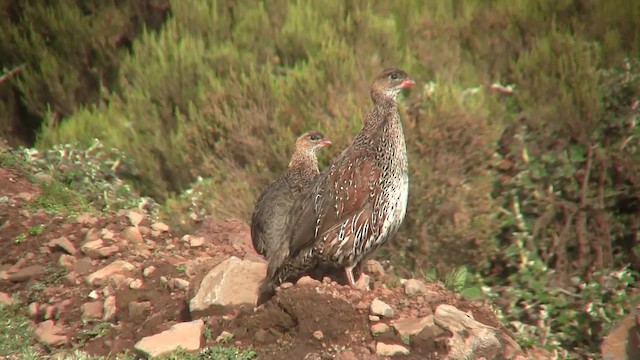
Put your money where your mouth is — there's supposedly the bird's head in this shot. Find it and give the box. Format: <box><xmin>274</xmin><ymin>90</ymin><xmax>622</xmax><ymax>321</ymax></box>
<box><xmin>296</xmin><ymin>131</ymin><xmax>332</xmax><ymax>154</ymax></box>
<box><xmin>371</xmin><ymin>68</ymin><xmax>415</xmax><ymax>102</ymax></box>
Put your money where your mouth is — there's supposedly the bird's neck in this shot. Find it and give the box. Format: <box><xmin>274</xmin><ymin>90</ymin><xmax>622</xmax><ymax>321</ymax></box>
<box><xmin>364</xmin><ymin>93</ymin><xmax>399</xmax><ymax>128</ymax></box>
<box><xmin>288</xmin><ymin>151</ymin><xmax>319</xmax><ymax>175</ymax></box>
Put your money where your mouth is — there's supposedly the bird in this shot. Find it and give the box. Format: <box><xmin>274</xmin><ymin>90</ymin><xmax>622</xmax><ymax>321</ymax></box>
<box><xmin>265</xmin><ymin>67</ymin><xmax>415</xmax><ymax>290</ymax></box>
<box><xmin>250</xmin><ymin>131</ymin><xmax>332</xmax><ymax>260</ymax></box>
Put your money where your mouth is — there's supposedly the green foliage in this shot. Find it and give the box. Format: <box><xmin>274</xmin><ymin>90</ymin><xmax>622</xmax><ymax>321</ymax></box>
<box><xmin>0</xmin><ymin>0</ymin><xmax>169</xmax><ymax>144</ymax></box>
<box><xmin>157</xmin><ymin>346</ymin><xmax>257</xmax><ymax>360</ymax></box>
<box><xmin>0</xmin><ymin>303</ymin><xmax>41</xmax><ymax>359</ymax></box>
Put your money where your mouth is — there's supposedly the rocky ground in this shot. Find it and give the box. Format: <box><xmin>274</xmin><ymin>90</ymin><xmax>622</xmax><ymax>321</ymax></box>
<box><xmin>0</xmin><ymin>166</ymin><xmax>553</xmax><ymax>359</ymax></box>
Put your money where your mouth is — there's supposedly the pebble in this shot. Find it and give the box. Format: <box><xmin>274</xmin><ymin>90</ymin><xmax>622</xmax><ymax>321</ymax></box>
<box><xmin>371</xmin><ymin>323</ymin><xmax>389</xmax><ymax>335</ymax></box>
<box><xmin>370</xmin><ymin>298</ymin><xmax>394</xmax><ymax>318</ymax></box>
<box><xmin>404</xmin><ymin>279</ymin><xmax>427</xmax><ymax>296</ymax></box>
<box><xmin>313</xmin><ymin>330</ymin><xmax>324</xmax><ymax>340</ymax></box>
<box><xmin>376</xmin><ymin>342</ymin><xmax>410</xmax><ymax>356</ymax></box>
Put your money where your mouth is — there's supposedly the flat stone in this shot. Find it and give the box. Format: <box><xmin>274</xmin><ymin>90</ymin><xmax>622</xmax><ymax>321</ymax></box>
<box><xmin>73</xmin><ymin>257</ymin><xmax>93</xmax><ymax>275</ymax></box>
<box><xmin>174</xmin><ymin>278</ymin><xmax>190</xmax><ymax>290</ymax></box>
<box><xmin>371</xmin><ymin>323</ymin><xmax>389</xmax><ymax>335</ymax></box>
<box><xmin>81</xmin><ymin>239</ymin><xmax>115</xmax><ymax>259</ymax></box>
<box><xmin>0</xmin><ymin>292</ymin><xmax>14</xmax><ymax>306</ymax></box>
<box><xmin>85</xmin><ymin>260</ymin><xmax>135</xmax><ymax>286</ymax></box>
<box><xmin>35</xmin><ymin>320</ymin><xmax>68</xmax><ymax>347</ymax></box>
<box><xmin>8</xmin><ymin>264</ymin><xmax>45</xmax><ymax>282</ymax></box>
<box><xmin>392</xmin><ymin>316</ymin><xmax>436</xmax><ymax>337</ymax></box>
<box><xmin>82</xmin><ymin>301</ymin><xmax>104</xmax><ymax>320</ymax></box>
<box><xmin>313</xmin><ymin>330</ymin><xmax>324</xmax><ymax>340</ymax></box>
<box><xmin>370</xmin><ymin>298</ymin><xmax>394</xmax><ymax>318</ymax></box>
<box><xmin>434</xmin><ymin>304</ymin><xmax>502</xmax><ymax>360</ymax></box>
<box><xmin>48</xmin><ymin>237</ymin><xmax>77</xmax><ymax>255</ymax></box>
<box><xmin>129</xmin><ymin>279</ymin><xmax>144</xmax><ymax>289</ymax></box>
<box><xmin>404</xmin><ymin>279</ymin><xmax>427</xmax><ymax>296</ymax></box>
<box><xmin>121</xmin><ymin>226</ymin><xmax>144</xmax><ymax>244</ymax></box>
<box><xmin>127</xmin><ymin>211</ymin><xmax>145</xmax><ymax>227</ymax></box>
<box><xmin>101</xmin><ymin>228</ymin><xmax>115</xmax><ymax>241</ymax></box>
<box><xmin>189</xmin><ymin>256</ymin><xmax>266</xmax><ymax>314</ymax></box>
<box><xmin>134</xmin><ymin>320</ymin><xmax>204</xmax><ymax>358</ymax></box>
<box><xmin>355</xmin><ymin>274</ymin><xmax>371</xmax><ymax>291</ymax></box>
<box><xmin>365</xmin><ymin>260</ymin><xmax>386</xmax><ymax>278</ymax></box>
<box><xmin>58</xmin><ymin>254</ymin><xmax>76</xmax><ymax>270</ymax></box>
<box><xmin>84</xmin><ymin>228</ymin><xmax>101</xmax><ymax>242</ymax></box>
<box><xmin>103</xmin><ymin>295</ymin><xmax>117</xmax><ymax>322</ymax></box>
<box><xmin>151</xmin><ymin>222</ymin><xmax>169</xmax><ymax>232</ymax></box>
<box><xmin>143</xmin><ymin>266</ymin><xmax>156</xmax><ymax>277</ymax></box>
<box><xmin>296</xmin><ymin>276</ymin><xmax>321</xmax><ymax>286</ymax></box>
<box><xmin>376</xmin><ymin>342</ymin><xmax>409</xmax><ymax>356</ymax></box>
<box><xmin>189</xmin><ymin>236</ymin><xmax>205</xmax><ymax>248</ymax></box>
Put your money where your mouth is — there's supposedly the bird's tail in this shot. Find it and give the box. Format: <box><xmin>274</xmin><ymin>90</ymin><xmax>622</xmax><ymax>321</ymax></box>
<box><xmin>256</xmin><ymin>278</ymin><xmax>276</xmax><ymax>307</ymax></box>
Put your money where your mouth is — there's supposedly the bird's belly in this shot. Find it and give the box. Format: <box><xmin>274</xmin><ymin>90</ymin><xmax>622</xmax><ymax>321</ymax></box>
<box><xmin>380</xmin><ymin>175</ymin><xmax>409</xmax><ymax>240</ymax></box>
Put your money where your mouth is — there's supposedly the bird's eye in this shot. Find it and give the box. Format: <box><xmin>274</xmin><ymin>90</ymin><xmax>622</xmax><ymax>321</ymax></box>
<box><xmin>390</xmin><ymin>73</ymin><xmax>399</xmax><ymax>80</ymax></box>
<box><xmin>309</xmin><ymin>135</ymin><xmax>321</xmax><ymax>141</ymax></box>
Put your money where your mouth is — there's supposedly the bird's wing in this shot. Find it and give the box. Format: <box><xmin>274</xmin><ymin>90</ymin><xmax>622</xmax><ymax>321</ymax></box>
<box><xmin>286</xmin><ymin>148</ymin><xmax>382</xmax><ymax>257</ymax></box>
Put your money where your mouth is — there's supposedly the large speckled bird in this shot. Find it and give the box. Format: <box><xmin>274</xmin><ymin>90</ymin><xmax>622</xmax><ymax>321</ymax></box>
<box><xmin>265</xmin><ymin>68</ymin><xmax>415</xmax><ymax>291</ymax></box>
<box><xmin>251</xmin><ymin>131</ymin><xmax>332</xmax><ymax>260</ymax></box>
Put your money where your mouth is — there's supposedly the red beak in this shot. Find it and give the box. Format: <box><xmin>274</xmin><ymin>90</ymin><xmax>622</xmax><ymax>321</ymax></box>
<box><xmin>402</xmin><ymin>78</ymin><xmax>415</xmax><ymax>88</ymax></box>
<box><xmin>320</xmin><ymin>139</ymin><xmax>332</xmax><ymax>147</ymax></box>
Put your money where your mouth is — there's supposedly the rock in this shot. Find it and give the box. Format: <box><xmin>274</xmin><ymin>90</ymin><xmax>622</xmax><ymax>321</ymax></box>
<box><xmin>76</xmin><ymin>213</ymin><xmax>98</xmax><ymax>226</ymax></box>
<box><xmin>296</xmin><ymin>276</ymin><xmax>321</xmax><ymax>286</ymax></box>
<box><xmin>134</xmin><ymin>320</ymin><xmax>204</xmax><ymax>358</ymax></box>
<box><xmin>85</xmin><ymin>260</ymin><xmax>135</xmax><ymax>286</ymax></box>
<box><xmin>63</xmin><ymin>272</ymin><xmax>78</xmax><ymax>286</ymax></box>
<box><xmin>35</xmin><ymin>320</ymin><xmax>68</xmax><ymax>347</ymax></box>
<box><xmin>313</xmin><ymin>330</ymin><xmax>324</xmax><ymax>340</ymax></box>
<box><xmin>88</xmin><ymin>290</ymin><xmax>99</xmax><ymax>300</ymax></box>
<box><xmin>82</xmin><ymin>301</ymin><xmax>104</xmax><ymax>320</ymax></box>
<box><xmin>371</xmin><ymin>323</ymin><xmax>389</xmax><ymax>335</ymax></box>
<box><xmin>216</xmin><ymin>330</ymin><xmax>234</xmax><ymax>343</ymax></box>
<box><xmin>48</xmin><ymin>237</ymin><xmax>77</xmax><ymax>255</ymax></box>
<box><xmin>189</xmin><ymin>256</ymin><xmax>266</xmax><ymax>314</ymax></box>
<box><xmin>404</xmin><ymin>279</ymin><xmax>427</xmax><ymax>296</ymax></box>
<box><xmin>129</xmin><ymin>279</ymin><xmax>144</xmax><ymax>289</ymax></box>
<box><xmin>101</xmin><ymin>228</ymin><xmax>115</xmax><ymax>241</ymax></box>
<box><xmin>434</xmin><ymin>304</ymin><xmax>502</xmax><ymax>360</ymax></box>
<box><xmin>174</xmin><ymin>278</ymin><xmax>190</xmax><ymax>290</ymax></box>
<box><xmin>84</xmin><ymin>228</ymin><xmax>101</xmax><ymax>242</ymax></box>
<box><xmin>129</xmin><ymin>301</ymin><xmax>152</xmax><ymax>320</ymax></box>
<box><xmin>103</xmin><ymin>295</ymin><xmax>117</xmax><ymax>322</ymax></box>
<box><xmin>376</xmin><ymin>342</ymin><xmax>410</xmax><ymax>356</ymax></box>
<box><xmin>28</xmin><ymin>302</ymin><xmax>39</xmax><ymax>318</ymax></box>
<box><xmin>0</xmin><ymin>292</ymin><xmax>14</xmax><ymax>306</ymax></box>
<box><xmin>151</xmin><ymin>222</ymin><xmax>169</xmax><ymax>232</ymax></box>
<box><xmin>58</xmin><ymin>254</ymin><xmax>76</xmax><ymax>270</ymax></box>
<box><xmin>370</xmin><ymin>298</ymin><xmax>394</xmax><ymax>318</ymax></box>
<box><xmin>602</xmin><ymin>308</ymin><xmax>640</xmax><ymax>360</ymax></box>
<box><xmin>121</xmin><ymin>226</ymin><xmax>144</xmax><ymax>244</ymax></box>
<box><xmin>365</xmin><ymin>260</ymin><xmax>386</xmax><ymax>278</ymax></box>
<box><xmin>189</xmin><ymin>236</ymin><xmax>205</xmax><ymax>248</ymax></box>
<box><xmin>143</xmin><ymin>266</ymin><xmax>156</xmax><ymax>277</ymax></box>
<box><xmin>369</xmin><ymin>315</ymin><xmax>380</xmax><ymax>322</ymax></box>
<box><xmin>8</xmin><ymin>264</ymin><xmax>46</xmax><ymax>282</ymax></box>
<box><xmin>81</xmin><ymin>239</ymin><xmax>118</xmax><ymax>259</ymax></box>
<box><xmin>109</xmin><ymin>274</ymin><xmax>130</xmax><ymax>289</ymax></box>
<box><xmin>355</xmin><ymin>274</ymin><xmax>371</xmax><ymax>291</ymax></box>
<box><xmin>127</xmin><ymin>211</ymin><xmax>145</xmax><ymax>227</ymax></box>
<box><xmin>392</xmin><ymin>316</ymin><xmax>438</xmax><ymax>337</ymax></box>
<box><xmin>73</xmin><ymin>257</ymin><xmax>93</xmax><ymax>275</ymax></box>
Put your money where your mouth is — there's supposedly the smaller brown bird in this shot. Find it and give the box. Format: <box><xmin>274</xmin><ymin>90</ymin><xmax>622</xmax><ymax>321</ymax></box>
<box><xmin>251</xmin><ymin>131</ymin><xmax>332</xmax><ymax>260</ymax></box>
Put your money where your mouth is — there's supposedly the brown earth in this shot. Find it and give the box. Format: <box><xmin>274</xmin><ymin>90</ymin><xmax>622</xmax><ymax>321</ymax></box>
<box><xmin>0</xmin><ymin>166</ymin><xmax>538</xmax><ymax>359</ymax></box>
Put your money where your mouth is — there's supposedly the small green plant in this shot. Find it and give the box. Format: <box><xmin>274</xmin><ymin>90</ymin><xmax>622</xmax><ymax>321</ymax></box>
<box><xmin>0</xmin><ymin>303</ymin><xmax>40</xmax><ymax>358</ymax></box>
<box><xmin>203</xmin><ymin>325</ymin><xmax>213</xmax><ymax>341</ymax></box>
<box><xmin>14</xmin><ymin>233</ymin><xmax>26</xmax><ymax>244</ymax></box>
<box><xmin>28</xmin><ymin>224</ymin><xmax>45</xmax><ymax>235</ymax></box>
<box><xmin>175</xmin><ymin>264</ymin><xmax>187</xmax><ymax>274</ymax></box>
<box><xmin>157</xmin><ymin>346</ymin><xmax>257</xmax><ymax>360</ymax></box>
<box><xmin>401</xmin><ymin>334</ymin><xmax>411</xmax><ymax>346</ymax></box>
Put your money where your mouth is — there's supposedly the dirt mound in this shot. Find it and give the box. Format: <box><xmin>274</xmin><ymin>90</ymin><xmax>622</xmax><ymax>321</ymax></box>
<box><xmin>0</xmin><ymin>165</ymin><xmax>545</xmax><ymax>359</ymax></box>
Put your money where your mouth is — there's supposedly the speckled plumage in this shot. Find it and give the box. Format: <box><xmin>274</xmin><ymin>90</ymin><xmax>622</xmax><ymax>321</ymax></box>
<box><xmin>266</xmin><ymin>68</ymin><xmax>414</xmax><ymax>288</ymax></box>
<box><xmin>251</xmin><ymin>131</ymin><xmax>331</xmax><ymax>260</ymax></box>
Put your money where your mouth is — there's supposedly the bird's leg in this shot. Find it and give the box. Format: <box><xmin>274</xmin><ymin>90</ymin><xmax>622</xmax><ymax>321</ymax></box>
<box><xmin>345</xmin><ymin>266</ymin><xmax>356</xmax><ymax>286</ymax></box>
